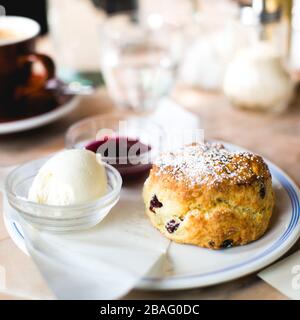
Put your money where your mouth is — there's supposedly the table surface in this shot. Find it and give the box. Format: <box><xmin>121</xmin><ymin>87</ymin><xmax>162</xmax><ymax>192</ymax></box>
<box><xmin>1</xmin><ymin>33</ymin><xmax>300</xmax><ymax>299</ymax></box>
<box><xmin>1</xmin><ymin>85</ymin><xmax>300</xmax><ymax>300</ymax></box>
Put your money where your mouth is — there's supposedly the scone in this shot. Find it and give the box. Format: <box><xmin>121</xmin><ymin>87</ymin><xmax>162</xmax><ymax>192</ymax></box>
<box><xmin>143</xmin><ymin>142</ymin><xmax>275</xmax><ymax>249</ymax></box>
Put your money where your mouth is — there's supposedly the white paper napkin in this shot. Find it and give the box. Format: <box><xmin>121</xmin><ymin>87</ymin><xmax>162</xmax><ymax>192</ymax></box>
<box><xmin>6</xmin><ymin>99</ymin><xmax>201</xmax><ymax>300</ymax></box>
<box><xmin>258</xmin><ymin>251</ymin><xmax>300</xmax><ymax>300</ymax></box>
<box><xmin>17</xmin><ymin>184</ymin><xmax>169</xmax><ymax>300</ymax></box>
<box><xmin>151</xmin><ymin>98</ymin><xmax>203</xmax><ymax>150</ymax></box>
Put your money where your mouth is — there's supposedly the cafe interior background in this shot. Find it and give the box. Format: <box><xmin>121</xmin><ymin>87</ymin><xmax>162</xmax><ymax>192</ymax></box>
<box><xmin>1</xmin><ymin>0</ymin><xmax>300</xmax><ymax>300</ymax></box>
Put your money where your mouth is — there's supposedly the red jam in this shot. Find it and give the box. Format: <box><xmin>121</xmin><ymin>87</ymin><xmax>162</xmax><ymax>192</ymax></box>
<box><xmin>85</xmin><ymin>136</ymin><xmax>152</xmax><ymax>178</ymax></box>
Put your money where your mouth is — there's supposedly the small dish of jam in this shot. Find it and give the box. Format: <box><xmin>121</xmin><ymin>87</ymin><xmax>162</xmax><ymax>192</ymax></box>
<box><xmin>65</xmin><ymin>114</ymin><xmax>164</xmax><ymax>179</ymax></box>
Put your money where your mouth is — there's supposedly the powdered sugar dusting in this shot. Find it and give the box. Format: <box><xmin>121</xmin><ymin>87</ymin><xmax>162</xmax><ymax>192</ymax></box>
<box><xmin>154</xmin><ymin>142</ymin><xmax>263</xmax><ymax>187</ymax></box>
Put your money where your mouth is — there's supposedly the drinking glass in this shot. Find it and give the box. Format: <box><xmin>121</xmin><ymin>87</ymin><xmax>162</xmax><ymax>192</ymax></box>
<box><xmin>99</xmin><ymin>11</ymin><xmax>186</xmax><ymax>113</ymax></box>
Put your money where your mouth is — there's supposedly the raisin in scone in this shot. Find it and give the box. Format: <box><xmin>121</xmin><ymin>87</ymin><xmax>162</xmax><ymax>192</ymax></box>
<box><xmin>143</xmin><ymin>142</ymin><xmax>275</xmax><ymax>249</ymax></box>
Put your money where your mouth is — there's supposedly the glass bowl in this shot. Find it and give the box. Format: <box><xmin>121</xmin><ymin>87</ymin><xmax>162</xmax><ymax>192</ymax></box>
<box><xmin>65</xmin><ymin>114</ymin><xmax>164</xmax><ymax>179</ymax></box>
<box><xmin>5</xmin><ymin>156</ymin><xmax>122</xmax><ymax>232</ymax></box>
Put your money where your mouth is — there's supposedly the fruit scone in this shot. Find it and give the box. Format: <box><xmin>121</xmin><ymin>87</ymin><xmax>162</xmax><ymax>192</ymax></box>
<box><xmin>143</xmin><ymin>142</ymin><xmax>275</xmax><ymax>249</ymax></box>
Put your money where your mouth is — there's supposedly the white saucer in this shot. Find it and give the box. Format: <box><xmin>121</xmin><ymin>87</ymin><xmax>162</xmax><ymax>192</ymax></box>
<box><xmin>4</xmin><ymin>143</ymin><xmax>300</xmax><ymax>291</ymax></box>
<box><xmin>0</xmin><ymin>96</ymin><xmax>80</xmax><ymax>135</ymax></box>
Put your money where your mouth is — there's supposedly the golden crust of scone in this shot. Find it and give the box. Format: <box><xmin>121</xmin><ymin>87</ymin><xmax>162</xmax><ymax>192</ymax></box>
<box><xmin>143</xmin><ymin>142</ymin><xmax>275</xmax><ymax>249</ymax></box>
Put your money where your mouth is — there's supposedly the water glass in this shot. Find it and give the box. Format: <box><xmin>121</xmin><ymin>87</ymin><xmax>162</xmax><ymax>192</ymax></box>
<box><xmin>100</xmin><ymin>11</ymin><xmax>185</xmax><ymax>113</ymax></box>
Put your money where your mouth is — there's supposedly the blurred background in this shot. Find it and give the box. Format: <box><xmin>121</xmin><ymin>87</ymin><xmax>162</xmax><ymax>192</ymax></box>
<box><xmin>0</xmin><ymin>0</ymin><xmax>300</xmax><ymax>125</ymax></box>
<box><xmin>1</xmin><ymin>0</ymin><xmax>300</xmax><ymax>94</ymax></box>
<box><xmin>0</xmin><ymin>0</ymin><xmax>299</xmax><ymax>114</ymax></box>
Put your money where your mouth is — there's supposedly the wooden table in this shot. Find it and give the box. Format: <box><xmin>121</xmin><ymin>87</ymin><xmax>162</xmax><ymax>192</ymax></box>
<box><xmin>1</xmin><ymin>83</ymin><xmax>300</xmax><ymax>300</ymax></box>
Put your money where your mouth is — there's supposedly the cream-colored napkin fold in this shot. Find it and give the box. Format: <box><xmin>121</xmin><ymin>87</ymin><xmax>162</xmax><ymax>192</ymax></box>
<box><xmin>13</xmin><ymin>184</ymin><xmax>169</xmax><ymax>300</ymax></box>
<box><xmin>258</xmin><ymin>251</ymin><xmax>300</xmax><ymax>300</ymax></box>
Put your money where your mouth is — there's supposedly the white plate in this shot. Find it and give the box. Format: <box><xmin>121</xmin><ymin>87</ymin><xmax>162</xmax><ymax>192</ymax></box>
<box><xmin>0</xmin><ymin>96</ymin><xmax>80</xmax><ymax>135</ymax></box>
<box><xmin>3</xmin><ymin>143</ymin><xmax>300</xmax><ymax>291</ymax></box>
